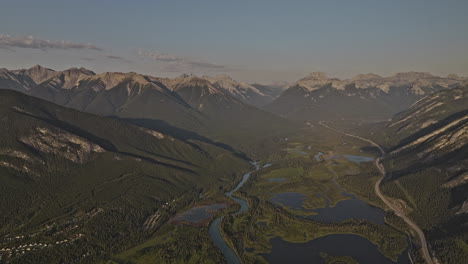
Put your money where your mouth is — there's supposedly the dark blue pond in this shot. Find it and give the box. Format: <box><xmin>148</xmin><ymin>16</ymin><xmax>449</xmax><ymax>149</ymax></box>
<box><xmin>270</xmin><ymin>192</ymin><xmax>385</xmax><ymax>225</ymax></box>
<box><xmin>308</xmin><ymin>198</ymin><xmax>385</xmax><ymax>224</ymax></box>
<box><xmin>342</xmin><ymin>154</ymin><xmax>374</xmax><ymax>163</ymax></box>
<box><xmin>268</xmin><ymin>178</ymin><xmax>287</xmax><ymax>182</ymax></box>
<box><xmin>314</xmin><ymin>152</ymin><xmax>374</xmax><ymax>163</ymax></box>
<box><xmin>261</xmin><ymin>235</ymin><xmax>410</xmax><ymax>264</ymax></box>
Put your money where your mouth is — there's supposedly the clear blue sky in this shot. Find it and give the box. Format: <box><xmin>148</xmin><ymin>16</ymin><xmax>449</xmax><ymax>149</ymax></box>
<box><xmin>1</xmin><ymin>0</ymin><xmax>467</xmax><ymax>82</ymax></box>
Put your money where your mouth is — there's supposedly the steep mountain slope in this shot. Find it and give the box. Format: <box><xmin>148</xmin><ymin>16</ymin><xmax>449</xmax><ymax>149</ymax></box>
<box><xmin>0</xmin><ymin>89</ymin><xmax>249</xmax><ymax>263</ymax></box>
<box><xmin>12</xmin><ymin>64</ymin><xmax>59</xmax><ymax>84</ymax></box>
<box><xmin>250</xmin><ymin>83</ymin><xmax>286</xmax><ymax>101</ymax></box>
<box><xmin>265</xmin><ymin>72</ymin><xmax>465</xmax><ymax>122</ymax></box>
<box><xmin>202</xmin><ymin>74</ymin><xmax>273</xmax><ymax>106</ymax></box>
<box><xmin>385</xmin><ymin>83</ymin><xmax>468</xmax><ymax>143</ymax></box>
<box><xmin>0</xmin><ymin>68</ymin><xmax>37</xmax><ymax>92</ymax></box>
<box><xmin>165</xmin><ymin>76</ymin><xmax>296</xmax><ymax>154</ymax></box>
<box><xmin>377</xmin><ymin>84</ymin><xmax>468</xmax><ymax>263</ymax></box>
<box><xmin>22</xmin><ymin>69</ymin><xmax>207</xmax><ymax>132</ymax></box>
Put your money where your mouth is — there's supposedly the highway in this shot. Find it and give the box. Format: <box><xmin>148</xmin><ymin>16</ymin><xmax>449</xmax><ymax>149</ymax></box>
<box><xmin>318</xmin><ymin>121</ymin><xmax>434</xmax><ymax>264</ymax></box>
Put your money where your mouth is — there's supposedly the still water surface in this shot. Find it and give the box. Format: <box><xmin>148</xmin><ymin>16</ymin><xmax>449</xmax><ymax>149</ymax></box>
<box><xmin>262</xmin><ymin>234</ymin><xmax>410</xmax><ymax>264</ymax></box>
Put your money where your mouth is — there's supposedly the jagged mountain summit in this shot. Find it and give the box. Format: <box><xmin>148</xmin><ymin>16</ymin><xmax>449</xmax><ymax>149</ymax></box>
<box><xmin>289</xmin><ymin>71</ymin><xmax>462</xmax><ymax>93</ymax></box>
<box><xmin>288</xmin><ymin>72</ymin><xmax>344</xmax><ymax>91</ymax></box>
<box><xmin>250</xmin><ymin>82</ymin><xmax>289</xmax><ymax>101</ymax></box>
<box><xmin>12</xmin><ymin>64</ymin><xmax>59</xmax><ymax>84</ymax></box>
<box><xmin>202</xmin><ymin>74</ymin><xmax>273</xmax><ymax>106</ymax></box>
<box><xmin>265</xmin><ymin>71</ymin><xmax>466</xmax><ymax>122</ymax></box>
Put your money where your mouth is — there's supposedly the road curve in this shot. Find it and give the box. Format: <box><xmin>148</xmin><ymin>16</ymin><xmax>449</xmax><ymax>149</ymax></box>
<box><xmin>318</xmin><ymin>121</ymin><xmax>434</xmax><ymax>264</ymax></box>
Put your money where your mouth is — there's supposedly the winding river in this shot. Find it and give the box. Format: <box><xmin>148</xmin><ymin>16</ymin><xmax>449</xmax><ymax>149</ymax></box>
<box><xmin>208</xmin><ymin>161</ymin><xmax>260</xmax><ymax>264</ymax></box>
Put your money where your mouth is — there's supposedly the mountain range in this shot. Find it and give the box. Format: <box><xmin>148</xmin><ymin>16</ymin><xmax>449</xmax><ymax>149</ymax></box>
<box><xmin>0</xmin><ymin>65</ymin><xmax>294</xmax><ymax>156</ymax></box>
<box><xmin>265</xmin><ymin>71</ymin><xmax>466</xmax><ymax>122</ymax></box>
<box><xmin>4</xmin><ymin>65</ymin><xmax>465</xmax><ymax>127</ymax></box>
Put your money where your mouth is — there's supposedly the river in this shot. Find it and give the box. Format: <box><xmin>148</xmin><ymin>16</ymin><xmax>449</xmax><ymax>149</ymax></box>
<box><xmin>208</xmin><ymin>161</ymin><xmax>260</xmax><ymax>264</ymax></box>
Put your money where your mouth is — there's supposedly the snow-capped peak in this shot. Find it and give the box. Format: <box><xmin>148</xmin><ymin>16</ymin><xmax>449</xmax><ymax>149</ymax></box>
<box><xmin>202</xmin><ymin>74</ymin><xmax>265</xmax><ymax>96</ymax></box>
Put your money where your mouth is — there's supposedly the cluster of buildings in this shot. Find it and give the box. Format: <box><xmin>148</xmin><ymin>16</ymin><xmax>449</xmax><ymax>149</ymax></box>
<box><xmin>0</xmin><ymin>233</ymin><xmax>85</xmax><ymax>262</ymax></box>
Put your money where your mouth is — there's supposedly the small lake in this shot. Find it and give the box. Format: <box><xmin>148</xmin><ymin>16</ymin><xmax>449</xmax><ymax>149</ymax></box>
<box><xmin>270</xmin><ymin>192</ymin><xmax>385</xmax><ymax>224</ymax></box>
<box><xmin>268</xmin><ymin>178</ymin><xmax>287</xmax><ymax>182</ymax></box>
<box><xmin>308</xmin><ymin>198</ymin><xmax>385</xmax><ymax>224</ymax></box>
<box><xmin>314</xmin><ymin>152</ymin><xmax>374</xmax><ymax>163</ymax></box>
<box><xmin>261</xmin><ymin>235</ymin><xmax>410</xmax><ymax>264</ymax></box>
<box><xmin>342</xmin><ymin>154</ymin><xmax>374</xmax><ymax>163</ymax></box>
<box><xmin>173</xmin><ymin>203</ymin><xmax>227</xmax><ymax>224</ymax></box>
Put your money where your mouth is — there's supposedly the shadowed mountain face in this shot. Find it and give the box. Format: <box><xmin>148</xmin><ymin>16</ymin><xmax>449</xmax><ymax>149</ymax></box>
<box><xmin>385</xmin><ymin>83</ymin><xmax>468</xmax><ymax>144</ymax></box>
<box><xmin>384</xmin><ymin>83</ymin><xmax>467</xmax><ymax>181</ymax></box>
<box><xmin>171</xmin><ymin>76</ymin><xmax>285</xmax><ymax>128</ymax></box>
<box><xmin>0</xmin><ymin>89</ymin><xmax>250</xmax><ymax>254</ymax></box>
<box><xmin>26</xmin><ymin>70</ymin><xmax>205</xmax><ymax>132</ymax></box>
<box><xmin>0</xmin><ymin>66</ymin><xmax>295</xmax><ymax>156</ymax></box>
<box><xmin>250</xmin><ymin>83</ymin><xmax>286</xmax><ymax>102</ymax></box>
<box><xmin>265</xmin><ymin>72</ymin><xmax>466</xmax><ymax>122</ymax></box>
<box><xmin>0</xmin><ymin>68</ymin><xmax>37</xmax><ymax>92</ymax></box>
<box><xmin>378</xmin><ymin>83</ymin><xmax>468</xmax><ymax>262</ymax></box>
<box><xmin>12</xmin><ymin>64</ymin><xmax>60</xmax><ymax>84</ymax></box>
<box><xmin>202</xmin><ymin>74</ymin><xmax>276</xmax><ymax>107</ymax></box>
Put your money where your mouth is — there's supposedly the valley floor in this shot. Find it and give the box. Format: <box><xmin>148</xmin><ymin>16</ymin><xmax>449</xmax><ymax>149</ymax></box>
<box><xmin>108</xmin><ymin>123</ymin><xmax>425</xmax><ymax>264</ymax></box>
<box><xmin>3</xmin><ymin>119</ymin><xmax>466</xmax><ymax>264</ymax></box>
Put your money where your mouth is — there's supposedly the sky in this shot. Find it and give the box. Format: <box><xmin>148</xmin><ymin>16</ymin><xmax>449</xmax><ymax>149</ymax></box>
<box><xmin>1</xmin><ymin>0</ymin><xmax>467</xmax><ymax>83</ymax></box>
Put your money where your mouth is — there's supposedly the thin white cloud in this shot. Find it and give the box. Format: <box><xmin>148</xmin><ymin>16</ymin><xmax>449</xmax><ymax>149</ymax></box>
<box><xmin>0</xmin><ymin>34</ymin><xmax>102</xmax><ymax>51</ymax></box>
<box><xmin>161</xmin><ymin>61</ymin><xmax>228</xmax><ymax>73</ymax></box>
<box><xmin>105</xmin><ymin>55</ymin><xmax>132</xmax><ymax>63</ymax></box>
<box><xmin>138</xmin><ymin>49</ymin><xmax>232</xmax><ymax>72</ymax></box>
<box><xmin>186</xmin><ymin>61</ymin><xmax>225</xmax><ymax>69</ymax></box>
<box><xmin>138</xmin><ymin>50</ymin><xmax>185</xmax><ymax>63</ymax></box>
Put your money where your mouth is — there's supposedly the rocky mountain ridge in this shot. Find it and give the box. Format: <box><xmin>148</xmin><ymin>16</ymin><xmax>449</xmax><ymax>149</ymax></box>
<box><xmin>291</xmin><ymin>71</ymin><xmax>465</xmax><ymax>94</ymax></box>
<box><xmin>265</xmin><ymin>71</ymin><xmax>466</xmax><ymax>122</ymax></box>
<box><xmin>201</xmin><ymin>74</ymin><xmax>272</xmax><ymax>106</ymax></box>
